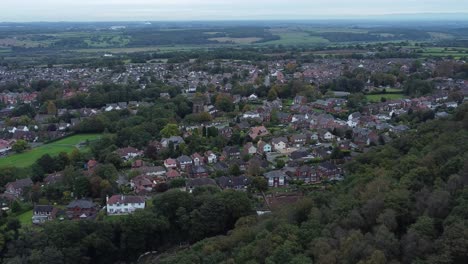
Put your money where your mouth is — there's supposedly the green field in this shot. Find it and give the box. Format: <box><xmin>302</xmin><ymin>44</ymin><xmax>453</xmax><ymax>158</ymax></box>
<box><xmin>0</xmin><ymin>134</ymin><xmax>102</xmax><ymax>168</ymax></box>
<box><xmin>366</xmin><ymin>93</ymin><xmax>406</xmax><ymax>102</ymax></box>
<box><xmin>17</xmin><ymin>210</ymin><xmax>33</xmax><ymax>227</ymax></box>
<box><xmin>261</xmin><ymin>30</ymin><xmax>330</xmax><ymax>46</ymax></box>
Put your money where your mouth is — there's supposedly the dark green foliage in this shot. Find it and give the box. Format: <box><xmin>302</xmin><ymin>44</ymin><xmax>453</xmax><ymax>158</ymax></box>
<box><xmin>156</xmin><ymin>104</ymin><xmax>468</xmax><ymax>264</ymax></box>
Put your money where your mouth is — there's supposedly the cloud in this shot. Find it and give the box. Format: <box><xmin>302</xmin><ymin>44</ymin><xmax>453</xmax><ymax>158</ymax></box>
<box><xmin>0</xmin><ymin>0</ymin><xmax>467</xmax><ymax>21</ymax></box>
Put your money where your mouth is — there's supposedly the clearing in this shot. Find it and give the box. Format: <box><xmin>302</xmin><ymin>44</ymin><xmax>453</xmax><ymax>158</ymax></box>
<box><xmin>0</xmin><ymin>134</ymin><xmax>101</xmax><ymax>168</ymax></box>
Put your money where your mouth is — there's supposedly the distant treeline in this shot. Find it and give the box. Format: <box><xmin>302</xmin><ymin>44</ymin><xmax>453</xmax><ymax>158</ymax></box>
<box><xmin>313</xmin><ymin>28</ymin><xmax>431</xmax><ymax>42</ymax></box>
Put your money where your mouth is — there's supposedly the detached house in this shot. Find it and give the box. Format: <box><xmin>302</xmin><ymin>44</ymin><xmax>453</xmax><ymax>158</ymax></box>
<box><xmin>5</xmin><ymin>178</ymin><xmax>33</xmax><ymax>198</ymax></box>
<box><xmin>66</xmin><ymin>199</ymin><xmax>96</xmax><ymax>220</ymax></box>
<box><xmin>187</xmin><ymin>165</ymin><xmax>209</xmax><ymax>178</ymax></box>
<box><xmin>191</xmin><ymin>153</ymin><xmax>205</xmax><ymax>166</ymax></box>
<box><xmin>164</xmin><ymin>158</ymin><xmax>177</xmax><ymax>169</ymax></box>
<box><xmin>293</xmin><ymin>95</ymin><xmax>307</xmax><ymax>105</ymax></box>
<box><xmin>130</xmin><ymin>175</ymin><xmax>155</xmax><ymax>194</ymax></box>
<box><xmin>217</xmin><ymin>176</ymin><xmax>251</xmax><ymax>190</ymax></box>
<box><xmin>115</xmin><ymin>147</ymin><xmax>143</xmax><ymax>160</ymax></box>
<box><xmin>32</xmin><ymin>205</ymin><xmax>57</xmax><ymax>224</ymax></box>
<box><xmin>257</xmin><ymin>141</ymin><xmax>272</xmax><ymax>154</ymax></box>
<box><xmin>290</xmin><ymin>134</ymin><xmax>307</xmax><ymax>147</ymax></box>
<box><xmin>248</xmin><ymin>126</ymin><xmax>269</xmax><ymax>140</ymax></box>
<box><xmin>271</xmin><ymin>137</ymin><xmax>288</xmax><ymax>151</ymax></box>
<box><xmin>186</xmin><ymin>178</ymin><xmax>218</xmax><ymax>193</ymax></box>
<box><xmin>264</xmin><ymin>170</ymin><xmax>288</xmax><ymax>187</ymax></box>
<box><xmin>177</xmin><ymin>155</ymin><xmax>193</xmax><ymax>169</ymax></box>
<box><xmin>317</xmin><ymin>162</ymin><xmax>342</xmax><ymax>180</ymax></box>
<box><xmin>204</xmin><ymin>151</ymin><xmax>217</xmax><ymax>164</ymax></box>
<box><xmin>243</xmin><ymin>142</ymin><xmax>257</xmax><ymax>156</ymax></box>
<box><xmin>106</xmin><ymin>195</ymin><xmax>145</xmax><ymax>215</ymax></box>
<box><xmin>222</xmin><ymin>146</ymin><xmax>241</xmax><ymax>160</ymax></box>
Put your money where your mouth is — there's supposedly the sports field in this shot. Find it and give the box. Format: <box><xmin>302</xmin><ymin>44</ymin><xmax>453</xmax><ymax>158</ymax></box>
<box><xmin>0</xmin><ymin>134</ymin><xmax>101</xmax><ymax>168</ymax></box>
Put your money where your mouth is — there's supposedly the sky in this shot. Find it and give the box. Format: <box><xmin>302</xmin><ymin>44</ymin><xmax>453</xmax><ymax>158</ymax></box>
<box><xmin>1</xmin><ymin>0</ymin><xmax>467</xmax><ymax>22</ymax></box>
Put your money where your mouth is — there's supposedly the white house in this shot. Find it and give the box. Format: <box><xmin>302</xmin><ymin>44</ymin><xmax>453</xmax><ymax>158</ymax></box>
<box><xmin>248</xmin><ymin>94</ymin><xmax>258</xmax><ymax>101</ymax></box>
<box><xmin>271</xmin><ymin>137</ymin><xmax>288</xmax><ymax>151</ymax></box>
<box><xmin>323</xmin><ymin>131</ymin><xmax>335</xmax><ymax>140</ymax></box>
<box><xmin>106</xmin><ymin>195</ymin><xmax>145</xmax><ymax>215</ymax></box>
<box><xmin>205</xmin><ymin>151</ymin><xmax>217</xmax><ymax>164</ymax></box>
<box><xmin>17</xmin><ymin>126</ymin><xmax>29</xmax><ymax>132</ymax></box>
<box><xmin>243</xmin><ymin>111</ymin><xmax>260</xmax><ymax>119</ymax></box>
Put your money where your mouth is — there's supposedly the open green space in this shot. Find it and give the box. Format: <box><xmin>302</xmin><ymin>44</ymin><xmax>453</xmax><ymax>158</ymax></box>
<box><xmin>261</xmin><ymin>31</ymin><xmax>329</xmax><ymax>46</ymax></box>
<box><xmin>366</xmin><ymin>93</ymin><xmax>406</xmax><ymax>102</ymax></box>
<box><xmin>17</xmin><ymin>210</ymin><xmax>33</xmax><ymax>227</ymax></box>
<box><xmin>0</xmin><ymin>134</ymin><xmax>101</xmax><ymax>168</ymax></box>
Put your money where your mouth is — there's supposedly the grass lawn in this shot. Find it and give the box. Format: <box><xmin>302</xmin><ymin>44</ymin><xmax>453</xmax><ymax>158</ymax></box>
<box><xmin>260</xmin><ymin>31</ymin><xmax>330</xmax><ymax>46</ymax></box>
<box><xmin>0</xmin><ymin>134</ymin><xmax>102</xmax><ymax>168</ymax></box>
<box><xmin>366</xmin><ymin>93</ymin><xmax>406</xmax><ymax>103</ymax></box>
<box><xmin>17</xmin><ymin>210</ymin><xmax>33</xmax><ymax>227</ymax></box>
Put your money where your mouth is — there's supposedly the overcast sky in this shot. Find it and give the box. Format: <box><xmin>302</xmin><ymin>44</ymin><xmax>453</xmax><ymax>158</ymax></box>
<box><xmin>1</xmin><ymin>0</ymin><xmax>467</xmax><ymax>22</ymax></box>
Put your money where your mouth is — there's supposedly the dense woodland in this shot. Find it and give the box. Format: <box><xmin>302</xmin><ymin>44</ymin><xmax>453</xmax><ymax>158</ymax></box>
<box><xmin>152</xmin><ymin>104</ymin><xmax>468</xmax><ymax>264</ymax></box>
<box><xmin>0</xmin><ymin>104</ymin><xmax>466</xmax><ymax>263</ymax></box>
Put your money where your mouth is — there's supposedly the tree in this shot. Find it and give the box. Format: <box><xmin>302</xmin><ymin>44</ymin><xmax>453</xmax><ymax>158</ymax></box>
<box><xmin>250</xmin><ymin>176</ymin><xmax>268</xmax><ymax>192</ymax></box>
<box><xmin>267</xmin><ymin>88</ymin><xmax>278</xmax><ymax>101</ymax></box>
<box><xmin>12</xmin><ymin>140</ymin><xmax>28</xmax><ymax>153</ymax></box>
<box><xmin>160</xmin><ymin>123</ymin><xmax>180</xmax><ymax>138</ymax></box>
<box><xmin>215</xmin><ymin>94</ymin><xmax>234</xmax><ymax>112</ymax></box>
<box><xmin>46</xmin><ymin>101</ymin><xmax>57</xmax><ymax>115</ymax></box>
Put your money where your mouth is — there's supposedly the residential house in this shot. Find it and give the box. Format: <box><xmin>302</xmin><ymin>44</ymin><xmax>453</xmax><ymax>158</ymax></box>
<box><xmin>217</xmin><ymin>176</ymin><xmax>251</xmax><ymax>190</ymax></box>
<box><xmin>106</xmin><ymin>195</ymin><xmax>145</xmax><ymax>215</ymax></box>
<box><xmin>204</xmin><ymin>151</ymin><xmax>217</xmax><ymax>164</ymax></box>
<box><xmin>191</xmin><ymin>152</ymin><xmax>205</xmax><ymax>166</ymax></box>
<box><xmin>248</xmin><ymin>125</ymin><xmax>269</xmax><ymax>140</ymax></box>
<box><xmin>166</xmin><ymin>169</ymin><xmax>181</xmax><ymax>179</ymax></box>
<box><xmin>187</xmin><ymin>165</ymin><xmax>209</xmax><ymax>178</ymax></box>
<box><xmin>243</xmin><ymin>142</ymin><xmax>257</xmax><ymax>156</ymax></box>
<box><xmin>115</xmin><ymin>147</ymin><xmax>143</xmax><ymax>160</ymax></box>
<box><xmin>290</xmin><ymin>150</ymin><xmax>314</xmax><ymax>161</ymax></box>
<box><xmin>290</xmin><ymin>134</ymin><xmax>307</xmax><ymax>147</ymax></box>
<box><xmin>243</xmin><ymin>111</ymin><xmax>260</xmax><ymax>119</ymax></box>
<box><xmin>264</xmin><ymin>170</ymin><xmax>288</xmax><ymax>187</ymax></box>
<box><xmin>32</xmin><ymin>205</ymin><xmax>57</xmax><ymax>224</ymax></box>
<box><xmin>293</xmin><ymin>95</ymin><xmax>307</xmax><ymax>105</ymax></box>
<box><xmin>177</xmin><ymin>155</ymin><xmax>193</xmax><ymax>169</ymax></box>
<box><xmin>319</xmin><ymin>130</ymin><xmax>335</xmax><ymax>141</ymax></box>
<box><xmin>213</xmin><ymin>161</ymin><xmax>229</xmax><ymax>173</ymax></box>
<box><xmin>219</xmin><ymin>127</ymin><xmax>233</xmax><ymax>138</ymax></box>
<box><xmin>86</xmin><ymin>159</ymin><xmax>98</xmax><ymax>172</ymax></box>
<box><xmin>161</xmin><ymin>136</ymin><xmax>185</xmax><ymax>148</ymax></box>
<box><xmin>294</xmin><ymin>165</ymin><xmax>320</xmax><ymax>183</ymax></box>
<box><xmin>186</xmin><ymin>178</ymin><xmax>218</xmax><ymax>193</ymax></box>
<box><xmin>222</xmin><ymin>146</ymin><xmax>241</xmax><ymax>160</ymax></box>
<box><xmin>317</xmin><ymin>162</ymin><xmax>342</xmax><ymax>180</ymax></box>
<box><xmin>136</xmin><ymin>166</ymin><xmax>166</xmax><ymax>177</ymax></box>
<box><xmin>44</xmin><ymin>172</ymin><xmax>64</xmax><ymax>185</ymax></box>
<box><xmin>130</xmin><ymin>175</ymin><xmax>155</xmax><ymax>194</ymax></box>
<box><xmin>5</xmin><ymin>178</ymin><xmax>33</xmax><ymax>198</ymax></box>
<box><xmin>257</xmin><ymin>140</ymin><xmax>272</xmax><ymax>154</ymax></box>
<box><xmin>271</xmin><ymin>137</ymin><xmax>288</xmax><ymax>152</ymax></box>
<box><xmin>164</xmin><ymin>158</ymin><xmax>177</xmax><ymax>169</ymax></box>
<box><xmin>66</xmin><ymin>199</ymin><xmax>97</xmax><ymax>220</ymax></box>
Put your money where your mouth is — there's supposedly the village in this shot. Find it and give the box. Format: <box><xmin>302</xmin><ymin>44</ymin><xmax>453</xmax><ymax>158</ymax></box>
<box><xmin>0</xmin><ymin>56</ymin><xmax>466</xmax><ymax>224</ymax></box>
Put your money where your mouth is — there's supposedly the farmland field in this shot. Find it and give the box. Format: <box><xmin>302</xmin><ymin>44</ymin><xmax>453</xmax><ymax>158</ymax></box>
<box><xmin>366</xmin><ymin>93</ymin><xmax>406</xmax><ymax>102</ymax></box>
<box><xmin>0</xmin><ymin>134</ymin><xmax>102</xmax><ymax>168</ymax></box>
<box><xmin>261</xmin><ymin>30</ymin><xmax>329</xmax><ymax>46</ymax></box>
<box><xmin>209</xmin><ymin>37</ymin><xmax>262</xmax><ymax>44</ymax></box>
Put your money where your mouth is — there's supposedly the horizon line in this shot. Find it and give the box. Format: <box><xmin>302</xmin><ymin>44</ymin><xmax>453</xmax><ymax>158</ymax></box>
<box><xmin>1</xmin><ymin>12</ymin><xmax>468</xmax><ymax>24</ymax></box>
